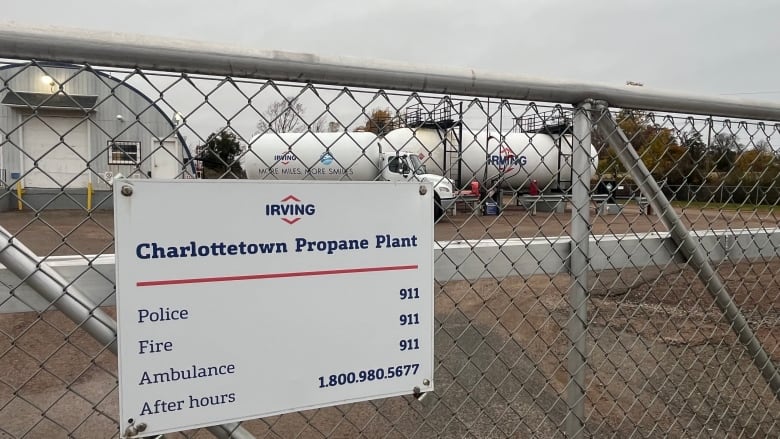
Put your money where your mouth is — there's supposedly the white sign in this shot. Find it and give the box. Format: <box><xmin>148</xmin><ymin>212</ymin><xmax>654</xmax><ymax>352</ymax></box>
<box><xmin>114</xmin><ymin>180</ymin><xmax>433</xmax><ymax>437</ymax></box>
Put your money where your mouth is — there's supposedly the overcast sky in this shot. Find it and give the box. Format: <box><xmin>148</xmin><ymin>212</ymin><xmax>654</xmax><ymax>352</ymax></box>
<box><xmin>5</xmin><ymin>0</ymin><xmax>780</xmax><ymax>101</ymax></box>
<box><xmin>4</xmin><ymin>0</ymin><xmax>780</xmax><ymax>145</ymax></box>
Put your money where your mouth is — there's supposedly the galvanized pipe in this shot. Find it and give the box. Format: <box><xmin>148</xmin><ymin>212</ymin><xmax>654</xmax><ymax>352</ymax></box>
<box><xmin>0</xmin><ymin>228</ymin><xmax>118</xmax><ymax>350</ymax></box>
<box><xmin>592</xmin><ymin>103</ymin><xmax>780</xmax><ymax>402</ymax></box>
<box><xmin>2</xmin><ymin>23</ymin><xmax>780</xmax><ymax>121</ymax></box>
<box><xmin>565</xmin><ymin>101</ymin><xmax>594</xmax><ymax>438</ymax></box>
<box><xmin>206</xmin><ymin>423</ymin><xmax>252</xmax><ymax>439</ymax></box>
<box><xmin>0</xmin><ymin>227</ymin><xmax>256</xmax><ymax>439</ymax></box>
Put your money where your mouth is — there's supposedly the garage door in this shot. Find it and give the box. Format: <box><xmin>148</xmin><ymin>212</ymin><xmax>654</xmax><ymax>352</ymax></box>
<box><xmin>23</xmin><ymin>116</ymin><xmax>90</xmax><ymax>188</ymax></box>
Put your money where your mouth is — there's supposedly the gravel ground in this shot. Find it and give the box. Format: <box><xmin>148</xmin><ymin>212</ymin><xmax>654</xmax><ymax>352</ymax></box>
<box><xmin>0</xmin><ymin>204</ymin><xmax>779</xmax><ymax>438</ymax></box>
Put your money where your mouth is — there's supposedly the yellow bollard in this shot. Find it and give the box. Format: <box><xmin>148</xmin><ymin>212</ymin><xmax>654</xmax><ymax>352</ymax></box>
<box><xmin>16</xmin><ymin>181</ymin><xmax>23</xmax><ymax>211</ymax></box>
<box><xmin>87</xmin><ymin>182</ymin><xmax>93</xmax><ymax>211</ymax></box>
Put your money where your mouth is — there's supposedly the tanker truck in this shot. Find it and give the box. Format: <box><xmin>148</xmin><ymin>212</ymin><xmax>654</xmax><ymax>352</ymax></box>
<box><xmin>241</xmin><ymin>131</ymin><xmax>457</xmax><ymax>219</ymax></box>
<box><xmin>241</xmin><ymin>127</ymin><xmax>597</xmax><ymax>219</ymax></box>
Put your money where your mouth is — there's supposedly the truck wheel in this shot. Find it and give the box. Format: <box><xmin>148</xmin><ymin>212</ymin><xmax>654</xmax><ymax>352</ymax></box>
<box><xmin>434</xmin><ymin>193</ymin><xmax>443</xmax><ymax>221</ymax></box>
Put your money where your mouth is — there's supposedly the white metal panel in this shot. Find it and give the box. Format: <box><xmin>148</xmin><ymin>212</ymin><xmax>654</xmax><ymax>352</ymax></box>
<box><xmin>23</xmin><ymin>115</ymin><xmax>89</xmax><ymax>187</ymax></box>
<box><xmin>113</xmin><ymin>180</ymin><xmax>434</xmax><ymax>436</ymax></box>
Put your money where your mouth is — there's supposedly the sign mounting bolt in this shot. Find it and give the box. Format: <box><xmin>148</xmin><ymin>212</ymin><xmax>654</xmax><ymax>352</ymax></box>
<box><xmin>123</xmin><ymin>421</ymin><xmax>146</xmax><ymax>437</ymax></box>
<box><xmin>121</xmin><ymin>185</ymin><xmax>133</xmax><ymax>196</ymax></box>
<box><xmin>419</xmin><ymin>185</ymin><xmax>427</xmax><ymax>195</ymax></box>
<box><xmin>423</xmin><ymin>379</ymin><xmax>430</xmax><ymax>386</ymax></box>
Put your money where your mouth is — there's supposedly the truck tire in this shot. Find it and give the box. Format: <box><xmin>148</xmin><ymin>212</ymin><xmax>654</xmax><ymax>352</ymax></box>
<box><xmin>434</xmin><ymin>193</ymin><xmax>444</xmax><ymax>221</ymax></box>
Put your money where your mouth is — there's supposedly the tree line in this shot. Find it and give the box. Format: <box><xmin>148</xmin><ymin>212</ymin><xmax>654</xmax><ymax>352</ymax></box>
<box><xmin>597</xmin><ymin>110</ymin><xmax>780</xmax><ymax>188</ymax></box>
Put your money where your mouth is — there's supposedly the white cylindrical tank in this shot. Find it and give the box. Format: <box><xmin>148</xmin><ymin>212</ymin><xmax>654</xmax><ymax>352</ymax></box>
<box><xmin>383</xmin><ymin>128</ymin><xmax>595</xmax><ymax>191</ymax></box>
<box><xmin>243</xmin><ymin>132</ymin><xmax>384</xmax><ymax>181</ymax></box>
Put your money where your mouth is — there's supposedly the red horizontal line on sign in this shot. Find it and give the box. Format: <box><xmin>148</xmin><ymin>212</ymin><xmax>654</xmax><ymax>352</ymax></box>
<box><xmin>136</xmin><ymin>265</ymin><xmax>419</xmax><ymax>287</ymax></box>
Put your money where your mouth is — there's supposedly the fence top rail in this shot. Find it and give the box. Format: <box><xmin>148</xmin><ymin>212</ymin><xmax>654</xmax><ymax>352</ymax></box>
<box><xmin>2</xmin><ymin>23</ymin><xmax>780</xmax><ymax>122</ymax></box>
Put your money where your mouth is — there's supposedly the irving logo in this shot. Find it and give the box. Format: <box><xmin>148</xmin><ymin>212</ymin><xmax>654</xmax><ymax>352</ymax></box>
<box><xmin>265</xmin><ymin>195</ymin><xmax>316</xmax><ymax>225</ymax></box>
<box><xmin>489</xmin><ymin>146</ymin><xmax>527</xmax><ymax>173</ymax></box>
<box><xmin>274</xmin><ymin>152</ymin><xmax>297</xmax><ymax>165</ymax></box>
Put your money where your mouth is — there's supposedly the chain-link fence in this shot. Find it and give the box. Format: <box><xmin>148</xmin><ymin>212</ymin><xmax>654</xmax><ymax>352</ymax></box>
<box><xmin>1</xmin><ymin>25</ymin><xmax>780</xmax><ymax>438</ymax></box>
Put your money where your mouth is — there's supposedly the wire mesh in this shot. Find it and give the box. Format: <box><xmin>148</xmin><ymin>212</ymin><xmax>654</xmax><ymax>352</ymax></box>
<box><xmin>0</xmin><ymin>53</ymin><xmax>778</xmax><ymax>439</ymax></box>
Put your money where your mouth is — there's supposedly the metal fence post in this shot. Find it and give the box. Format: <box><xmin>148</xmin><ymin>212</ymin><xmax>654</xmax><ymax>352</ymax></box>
<box><xmin>565</xmin><ymin>100</ymin><xmax>594</xmax><ymax>438</ymax></box>
<box><xmin>592</xmin><ymin>102</ymin><xmax>780</xmax><ymax>402</ymax></box>
<box><xmin>0</xmin><ymin>227</ymin><xmax>256</xmax><ymax>439</ymax></box>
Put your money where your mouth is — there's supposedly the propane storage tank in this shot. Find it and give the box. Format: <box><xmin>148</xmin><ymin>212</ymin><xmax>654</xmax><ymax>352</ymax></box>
<box><xmin>460</xmin><ymin>132</ymin><xmax>563</xmax><ymax>191</ymax></box>
<box><xmin>383</xmin><ymin>127</ymin><xmax>595</xmax><ymax>192</ymax></box>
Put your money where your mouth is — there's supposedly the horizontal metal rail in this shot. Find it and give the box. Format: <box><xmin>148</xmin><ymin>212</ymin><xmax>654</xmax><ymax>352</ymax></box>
<box><xmin>2</xmin><ymin>23</ymin><xmax>780</xmax><ymax>121</ymax></box>
<box><xmin>2</xmin><ymin>228</ymin><xmax>777</xmax><ymax>313</ymax></box>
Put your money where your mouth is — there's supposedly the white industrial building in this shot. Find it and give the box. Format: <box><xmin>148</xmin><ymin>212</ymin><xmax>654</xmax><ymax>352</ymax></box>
<box><xmin>0</xmin><ymin>62</ymin><xmax>191</xmax><ymax>210</ymax></box>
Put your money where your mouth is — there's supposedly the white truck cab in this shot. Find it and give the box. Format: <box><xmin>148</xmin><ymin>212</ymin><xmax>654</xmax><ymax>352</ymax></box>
<box><xmin>380</xmin><ymin>152</ymin><xmax>455</xmax><ymax>219</ymax></box>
